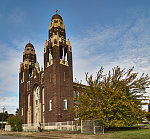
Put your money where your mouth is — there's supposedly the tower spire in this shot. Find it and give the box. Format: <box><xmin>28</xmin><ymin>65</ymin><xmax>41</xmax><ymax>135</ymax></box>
<box><xmin>56</xmin><ymin>9</ymin><xmax>58</xmax><ymax>14</ymax></box>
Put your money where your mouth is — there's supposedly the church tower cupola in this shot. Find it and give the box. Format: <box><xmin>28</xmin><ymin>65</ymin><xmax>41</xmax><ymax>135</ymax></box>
<box><xmin>23</xmin><ymin>42</ymin><xmax>36</xmax><ymax>63</ymax></box>
<box><xmin>44</xmin><ymin>10</ymin><xmax>72</xmax><ymax>69</ymax></box>
<box><xmin>19</xmin><ymin>42</ymin><xmax>37</xmax><ymax>84</ymax></box>
<box><xmin>49</xmin><ymin>10</ymin><xmax>66</xmax><ymax>41</ymax></box>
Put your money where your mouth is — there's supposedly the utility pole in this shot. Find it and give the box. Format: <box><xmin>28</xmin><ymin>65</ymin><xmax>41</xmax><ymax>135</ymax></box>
<box><xmin>1</xmin><ymin>107</ymin><xmax>6</xmax><ymax>130</ymax></box>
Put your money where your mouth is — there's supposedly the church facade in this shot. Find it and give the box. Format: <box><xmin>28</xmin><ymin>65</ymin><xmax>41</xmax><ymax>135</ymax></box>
<box><xmin>19</xmin><ymin>12</ymin><xmax>74</xmax><ymax>124</ymax></box>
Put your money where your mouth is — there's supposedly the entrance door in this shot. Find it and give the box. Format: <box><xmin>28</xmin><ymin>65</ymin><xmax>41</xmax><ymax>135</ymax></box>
<box><xmin>33</xmin><ymin>86</ymin><xmax>41</xmax><ymax>124</ymax></box>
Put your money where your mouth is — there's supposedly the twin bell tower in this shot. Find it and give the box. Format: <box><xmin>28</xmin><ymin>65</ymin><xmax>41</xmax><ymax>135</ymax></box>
<box><xmin>19</xmin><ymin>11</ymin><xmax>73</xmax><ymax>124</ymax></box>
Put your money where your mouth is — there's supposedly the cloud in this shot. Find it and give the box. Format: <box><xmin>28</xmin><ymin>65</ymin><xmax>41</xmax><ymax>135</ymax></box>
<box><xmin>0</xmin><ymin>42</ymin><xmax>21</xmax><ymax>113</ymax></box>
<box><xmin>0</xmin><ymin>42</ymin><xmax>21</xmax><ymax>94</ymax></box>
<box><xmin>72</xmin><ymin>12</ymin><xmax>150</xmax><ymax>84</ymax></box>
<box><xmin>0</xmin><ymin>97</ymin><xmax>18</xmax><ymax>114</ymax></box>
<box><xmin>71</xmin><ymin>13</ymin><xmax>150</xmax><ymax>111</ymax></box>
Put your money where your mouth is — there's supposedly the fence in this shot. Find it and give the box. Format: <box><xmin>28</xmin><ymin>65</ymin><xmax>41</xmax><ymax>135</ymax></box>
<box><xmin>81</xmin><ymin>120</ymin><xmax>104</xmax><ymax>134</ymax></box>
<box><xmin>23</xmin><ymin>123</ymin><xmax>39</xmax><ymax>132</ymax></box>
<box><xmin>23</xmin><ymin>121</ymin><xmax>81</xmax><ymax>132</ymax></box>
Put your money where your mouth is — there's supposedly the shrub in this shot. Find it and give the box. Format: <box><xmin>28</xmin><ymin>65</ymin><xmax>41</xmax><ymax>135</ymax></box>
<box><xmin>7</xmin><ymin>115</ymin><xmax>23</xmax><ymax>132</ymax></box>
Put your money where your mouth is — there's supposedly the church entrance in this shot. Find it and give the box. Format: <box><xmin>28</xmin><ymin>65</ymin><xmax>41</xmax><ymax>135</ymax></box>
<box><xmin>33</xmin><ymin>85</ymin><xmax>41</xmax><ymax>124</ymax></box>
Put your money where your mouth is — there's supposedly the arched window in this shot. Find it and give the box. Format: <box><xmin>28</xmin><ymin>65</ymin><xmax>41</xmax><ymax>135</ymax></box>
<box><xmin>47</xmin><ymin>48</ymin><xmax>53</xmax><ymax>66</ymax></box>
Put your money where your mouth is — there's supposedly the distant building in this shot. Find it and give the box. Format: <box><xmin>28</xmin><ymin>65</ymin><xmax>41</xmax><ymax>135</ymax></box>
<box><xmin>19</xmin><ymin>11</ymin><xmax>76</xmax><ymax>124</ymax></box>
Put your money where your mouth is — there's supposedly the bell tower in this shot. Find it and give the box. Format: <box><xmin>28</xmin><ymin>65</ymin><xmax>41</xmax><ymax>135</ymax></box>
<box><xmin>19</xmin><ymin>42</ymin><xmax>37</xmax><ymax>122</ymax></box>
<box><xmin>44</xmin><ymin>11</ymin><xmax>73</xmax><ymax>122</ymax></box>
<box><xmin>19</xmin><ymin>11</ymin><xmax>74</xmax><ymax>124</ymax></box>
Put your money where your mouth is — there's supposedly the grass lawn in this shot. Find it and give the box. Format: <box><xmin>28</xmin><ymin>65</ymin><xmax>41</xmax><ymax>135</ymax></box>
<box><xmin>1</xmin><ymin>124</ymin><xmax>150</xmax><ymax>139</ymax></box>
<box><xmin>97</xmin><ymin>124</ymin><xmax>150</xmax><ymax>139</ymax></box>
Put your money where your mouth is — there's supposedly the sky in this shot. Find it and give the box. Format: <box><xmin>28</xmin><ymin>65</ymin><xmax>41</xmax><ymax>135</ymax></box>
<box><xmin>0</xmin><ymin>0</ymin><xmax>150</xmax><ymax>113</ymax></box>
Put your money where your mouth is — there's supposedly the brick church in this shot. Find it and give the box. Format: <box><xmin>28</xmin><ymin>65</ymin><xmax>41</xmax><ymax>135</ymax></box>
<box><xmin>19</xmin><ymin>11</ymin><xmax>76</xmax><ymax>124</ymax></box>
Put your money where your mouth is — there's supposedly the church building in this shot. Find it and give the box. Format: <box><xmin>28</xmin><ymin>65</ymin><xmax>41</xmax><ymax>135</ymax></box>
<box><xmin>19</xmin><ymin>11</ymin><xmax>74</xmax><ymax>124</ymax></box>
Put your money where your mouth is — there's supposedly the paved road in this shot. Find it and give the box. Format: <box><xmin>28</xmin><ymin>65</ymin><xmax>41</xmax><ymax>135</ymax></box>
<box><xmin>0</xmin><ymin>135</ymin><xmax>32</xmax><ymax>139</ymax></box>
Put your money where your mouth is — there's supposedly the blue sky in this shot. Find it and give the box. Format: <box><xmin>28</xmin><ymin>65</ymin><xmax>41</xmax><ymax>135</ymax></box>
<box><xmin>0</xmin><ymin>0</ymin><xmax>150</xmax><ymax>113</ymax></box>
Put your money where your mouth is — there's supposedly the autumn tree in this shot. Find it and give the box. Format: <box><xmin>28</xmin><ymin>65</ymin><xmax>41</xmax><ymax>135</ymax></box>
<box><xmin>75</xmin><ymin>66</ymin><xmax>150</xmax><ymax>127</ymax></box>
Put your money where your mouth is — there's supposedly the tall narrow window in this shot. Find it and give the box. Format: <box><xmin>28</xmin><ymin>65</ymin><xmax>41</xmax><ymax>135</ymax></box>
<box><xmin>51</xmin><ymin>48</ymin><xmax>53</xmax><ymax>60</ymax></box>
<box><xmin>28</xmin><ymin>81</ymin><xmax>30</xmax><ymax>90</ymax></box>
<box><xmin>42</xmin><ymin>88</ymin><xmax>45</xmax><ymax>112</ymax></box>
<box><xmin>22</xmin><ymin>108</ymin><xmax>23</xmax><ymax>116</ymax></box>
<box><xmin>27</xmin><ymin>81</ymin><xmax>30</xmax><ymax>91</ymax></box>
<box><xmin>22</xmin><ymin>72</ymin><xmax>24</xmax><ymax>82</ymax></box>
<box><xmin>65</xmin><ymin>53</ymin><xmax>67</xmax><ymax>61</ymax></box>
<box><xmin>49</xmin><ymin>49</ymin><xmax>51</xmax><ymax>62</ymax></box>
<box><xmin>49</xmin><ymin>100</ymin><xmax>52</xmax><ymax>111</ymax></box>
<box><xmin>28</xmin><ymin>94</ymin><xmax>30</xmax><ymax>107</ymax></box>
<box><xmin>42</xmin><ymin>88</ymin><xmax>44</xmax><ymax>104</ymax></box>
<box><xmin>64</xmin><ymin>99</ymin><xmax>67</xmax><ymax>110</ymax></box>
<box><xmin>29</xmin><ymin>68</ymin><xmax>32</xmax><ymax>77</ymax></box>
<box><xmin>64</xmin><ymin>47</ymin><xmax>67</xmax><ymax>61</ymax></box>
<box><xmin>63</xmin><ymin>47</ymin><xmax>65</xmax><ymax>60</ymax></box>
